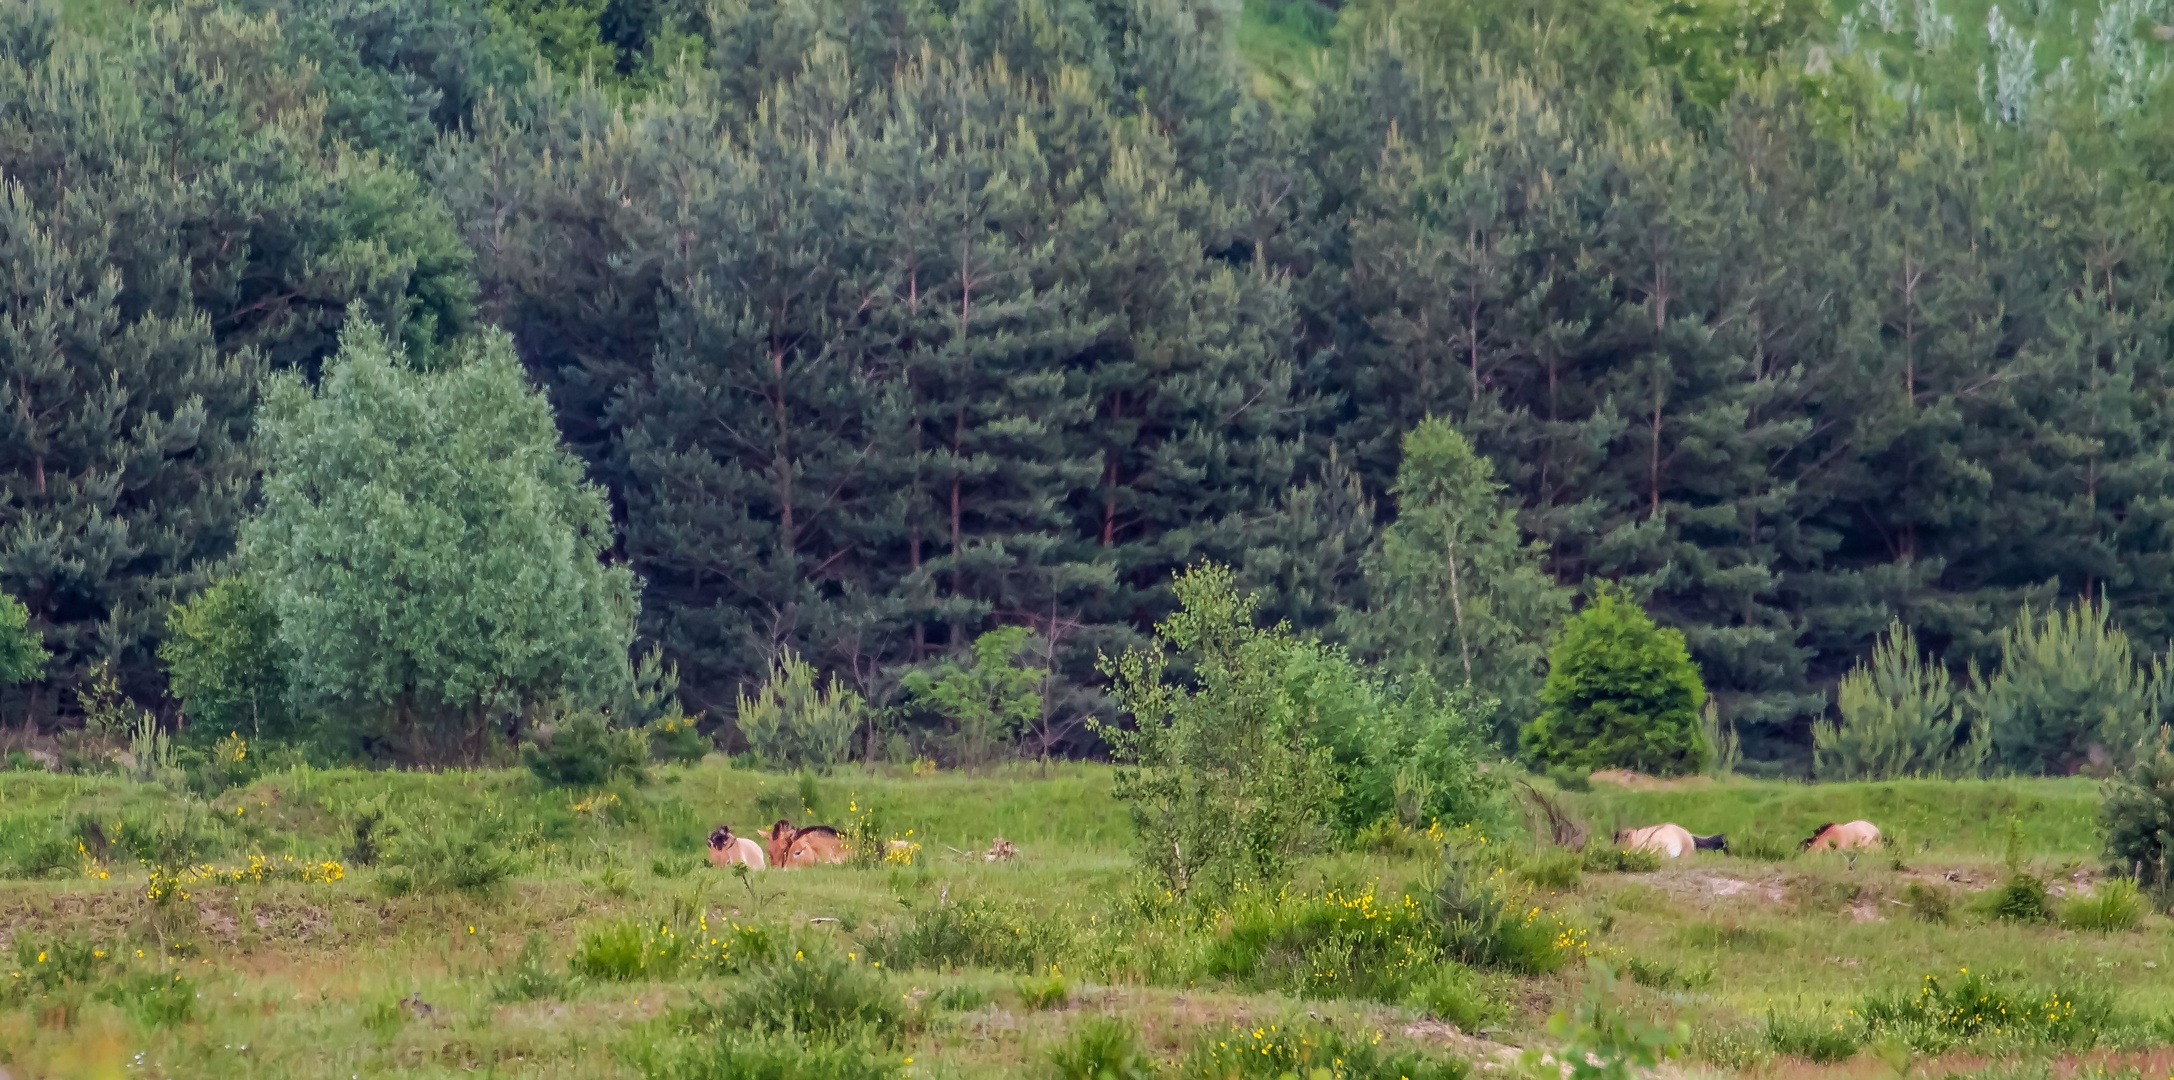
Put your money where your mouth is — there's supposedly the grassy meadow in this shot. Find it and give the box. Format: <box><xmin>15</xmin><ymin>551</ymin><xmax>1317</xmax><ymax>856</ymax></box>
<box><xmin>2</xmin><ymin>762</ymin><xmax>2170</xmax><ymax>1079</ymax></box>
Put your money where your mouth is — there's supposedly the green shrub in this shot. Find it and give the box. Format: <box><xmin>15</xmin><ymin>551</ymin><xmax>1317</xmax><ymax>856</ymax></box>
<box><xmin>381</xmin><ymin>819</ymin><xmax>520</xmax><ymax>895</ymax></box>
<box><xmin>1516</xmin><ymin>848</ymin><xmax>1583</xmax><ymax>889</ymax></box>
<box><xmin>1900</xmin><ymin>882</ymin><xmax>1952</xmax><ymax>924</ymax></box>
<box><xmin>160</xmin><ymin>575</ymin><xmax>292</xmax><ymax>743</ymax></box>
<box><xmin>1177</xmin><ymin>1019</ymin><xmax>1468</xmax><ymax>1080</ymax></box>
<box><xmin>1432</xmin><ymin>852</ymin><xmax>1579</xmax><ymax>973</ymax></box>
<box><xmin>1530</xmin><ymin>965</ymin><xmax>1689</xmax><ymax>1080</ymax></box>
<box><xmin>95</xmin><ymin>970</ymin><xmax>198</xmax><ymax>1027</ymax></box>
<box><xmin>1858</xmin><ymin>971</ymin><xmax>2112</xmax><ymax>1052</ymax></box>
<box><xmin>1581</xmin><ymin>846</ymin><xmax>1663</xmax><ymax>873</ymax></box>
<box><xmin>1984</xmin><ymin>872</ymin><xmax>2051</xmax><ymax>923</ymax></box>
<box><xmin>1546</xmin><ymin>765</ymin><xmax>1592</xmax><ymax>792</ymax></box>
<box><xmin>1016</xmin><ymin>969</ymin><xmax>1070</xmax><ymax>1010</ymax></box>
<box><xmin>1813</xmin><ymin>620</ymin><xmax>1988</xmax><ymax>780</ymax></box>
<box><xmin>1049</xmin><ymin>1016</ymin><xmax>1157</xmax><ymax>1080</ymax></box>
<box><xmin>2060</xmin><ymin>878</ymin><xmax>2143</xmax><ymax>932</ymax></box>
<box><xmin>1763</xmin><ymin>1012</ymin><xmax>1863</xmax><ymax>1062</ymax></box>
<box><xmin>572</xmin><ymin>918</ymin><xmax>691</xmax><ymax>981</ymax></box>
<box><xmin>641</xmin><ymin>1032</ymin><xmax>902</xmax><ymax>1080</ymax></box>
<box><xmin>736</xmin><ymin>649</ymin><xmax>862</xmax><ymax>771</ymax></box>
<box><xmin>524</xmin><ymin>709</ymin><xmax>648</xmax><ymax>787</ymax></box>
<box><xmin>863</xmin><ymin>895</ymin><xmax>1073</xmax><ymax>973</ymax></box>
<box><xmin>1199</xmin><ymin>885</ymin><xmax>1441</xmax><ymax>1001</ymax></box>
<box><xmin>1407</xmin><ymin>963</ymin><xmax>1504</xmax><ymax>1032</ymax></box>
<box><xmin>492</xmin><ymin>932</ymin><xmax>569</xmax><ymax>1002</ymax></box>
<box><xmin>902</xmin><ymin>625</ymin><xmax>1044</xmax><ymax>767</ymax></box>
<box><xmin>692</xmin><ymin>948</ymin><xmax>904</xmax><ymax>1045</ymax></box>
<box><xmin>1519</xmin><ymin>586</ymin><xmax>1709</xmax><ymax>777</ymax></box>
<box><xmin>1689</xmin><ymin>1023</ymin><xmax>1770</xmax><ymax>1070</ymax></box>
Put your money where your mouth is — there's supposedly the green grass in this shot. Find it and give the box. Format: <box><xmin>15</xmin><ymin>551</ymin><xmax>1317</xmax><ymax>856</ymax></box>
<box><xmin>5</xmin><ymin>763</ymin><xmax>2172</xmax><ymax>1077</ymax></box>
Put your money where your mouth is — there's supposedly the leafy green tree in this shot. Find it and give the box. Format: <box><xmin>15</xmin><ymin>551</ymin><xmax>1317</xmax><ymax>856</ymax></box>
<box><xmin>0</xmin><ymin>591</ymin><xmax>47</xmax><ymax>690</ymax></box>
<box><xmin>1966</xmin><ymin>596</ymin><xmax>2167</xmax><ymax>776</ymax></box>
<box><xmin>160</xmin><ymin>576</ymin><xmax>291</xmax><ymax>742</ymax></box>
<box><xmin>1095</xmin><ymin>563</ymin><xmax>1339</xmax><ymax>896</ymax></box>
<box><xmin>242</xmin><ymin>317</ymin><xmax>637</xmax><ymax>763</ymax></box>
<box><xmin>1520</xmin><ymin>587</ymin><xmax>1709</xmax><ymax>776</ymax></box>
<box><xmin>1343</xmin><ymin>418</ymin><xmax>1570</xmax><ymax>746</ymax></box>
<box><xmin>901</xmin><ymin>626</ymin><xmax>1045</xmax><ymax>767</ymax></box>
<box><xmin>1812</xmin><ymin>620</ymin><xmax>1987</xmax><ymax>780</ymax></box>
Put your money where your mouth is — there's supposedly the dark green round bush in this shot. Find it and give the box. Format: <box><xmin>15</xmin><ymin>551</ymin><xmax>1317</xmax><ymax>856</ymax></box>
<box><xmin>1519</xmin><ymin>587</ymin><xmax>1709</xmax><ymax>777</ymax></box>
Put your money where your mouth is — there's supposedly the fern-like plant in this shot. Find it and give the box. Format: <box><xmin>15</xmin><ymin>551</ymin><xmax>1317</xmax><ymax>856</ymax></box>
<box><xmin>1813</xmin><ymin>620</ymin><xmax>1986</xmax><ymax>780</ymax></box>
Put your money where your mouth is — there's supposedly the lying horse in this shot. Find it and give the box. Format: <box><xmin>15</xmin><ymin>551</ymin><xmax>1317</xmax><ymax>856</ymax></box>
<box><xmin>765</xmin><ymin>819</ymin><xmax>850</xmax><ymax>868</ymax></box>
<box><xmin>707</xmin><ymin>825</ymin><xmax>767</xmax><ymax>869</ymax></box>
<box><xmin>1614</xmin><ymin>823</ymin><xmax>1728</xmax><ymax>859</ymax></box>
<box><xmin>1801</xmin><ymin>820</ymin><xmax>1881</xmax><ymax>850</ymax></box>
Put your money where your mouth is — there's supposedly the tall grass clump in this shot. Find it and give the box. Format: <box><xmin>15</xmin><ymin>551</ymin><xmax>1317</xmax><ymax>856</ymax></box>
<box><xmin>379</xmin><ymin>818</ymin><xmax>520</xmax><ymax>895</ymax></box>
<box><xmin>2061</xmin><ymin>878</ymin><xmax>2142</xmax><ymax>932</ymax></box>
<box><xmin>1198</xmin><ymin>885</ymin><xmax>1441</xmax><ymax>1000</ymax></box>
<box><xmin>1813</xmin><ymin>620</ymin><xmax>1987</xmax><ymax>780</ymax></box>
<box><xmin>571</xmin><ymin>918</ymin><xmax>690</xmax><ymax>981</ymax></box>
<box><xmin>639</xmin><ymin>1033</ymin><xmax>901</xmax><ymax>1080</ymax></box>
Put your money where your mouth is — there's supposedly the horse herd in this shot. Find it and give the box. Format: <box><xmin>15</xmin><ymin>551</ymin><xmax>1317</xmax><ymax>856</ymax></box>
<box><xmin>709</xmin><ymin>816</ymin><xmax>1885</xmax><ymax>870</ymax></box>
<box><xmin>1613</xmin><ymin>819</ymin><xmax>1883</xmax><ymax>858</ymax></box>
<box><xmin>704</xmin><ymin>820</ymin><xmax>846</xmax><ymax>871</ymax></box>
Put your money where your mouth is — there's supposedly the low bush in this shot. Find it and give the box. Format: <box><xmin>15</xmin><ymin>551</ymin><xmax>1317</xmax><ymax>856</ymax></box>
<box><xmin>863</xmin><ymin>895</ymin><xmax>1073</xmax><ymax>973</ymax></box>
<box><xmin>1516</xmin><ymin>848</ymin><xmax>1583</xmax><ymax>889</ymax></box>
<box><xmin>1050</xmin><ymin>1016</ymin><xmax>1157</xmax><ymax>1080</ymax></box>
<box><xmin>930</xmin><ymin>984</ymin><xmax>990</xmax><ymax>1011</ymax></box>
<box><xmin>571</xmin><ymin>918</ymin><xmax>687</xmax><ymax>981</ymax></box>
<box><xmin>1199</xmin><ymin>886</ymin><xmax>1441</xmax><ymax>1000</ymax></box>
<box><xmin>1670</xmin><ymin>923</ymin><xmax>1782</xmax><ymax>951</ymax></box>
<box><xmin>2061</xmin><ymin>878</ymin><xmax>2143</xmax><ymax>932</ymax></box>
<box><xmin>1763</xmin><ymin>1011</ymin><xmax>1863</xmax><ymax>1063</ymax></box>
<box><xmin>1581</xmin><ymin>846</ymin><xmax>1663</xmax><ymax>873</ymax></box>
<box><xmin>1983</xmin><ymin>872</ymin><xmax>2052</xmax><ymax>923</ymax></box>
<box><xmin>1900</xmin><ymin>882</ymin><xmax>1952</xmax><ymax>924</ymax></box>
<box><xmin>1858</xmin><ymin>971</ymin><xmax>2112</xmax><ymax>1053</ymax></box>
<box><xmin>95</xmin><ymin>970</ymin><xmax>198</xmax><ymax>1027</ymax></box>
<box><xmin>1689</xmin><ymin>1023</ymin><xmax>1770</xmax><ymax>1071</ymax></box>
<box><xmin>381</xmin><ymin>820</ymin><xmax>519</xmax><ymax>895</ymax></box>
<box><xmin>690</xmin><ymin>948</ymin><xmax>905</xmax><ymax>1046</ymax></box>
<box><xmin>1433</xmin><ymin>855</ymin><xmax>1583</xmax><ymax>973</ymax></box>
<box><xmin>1407</xmin><ymin>963</ymin><xmax>1504</xmax><ymax>1032</ymax></box>
<box><xmin>1016</xmin><ymin>969</ymin><xmax>1070</xmax><ymax>1010</ymax></box>
<box><xmin>1177</xmin><ymin>1020</ymin><xmax>1468</xmax><ymax>1080</ymax></box>
<box><xmin>524</xmin><ymin>709</ymin><xmax>649</xmax><ymax>788</ymax></box>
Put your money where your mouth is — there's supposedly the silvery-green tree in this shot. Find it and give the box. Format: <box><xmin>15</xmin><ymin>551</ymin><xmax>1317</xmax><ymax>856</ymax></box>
<box><xmin>243</xmin><ymin>316</ymin><xmax>637</xmax><ymax>763</ymax></box>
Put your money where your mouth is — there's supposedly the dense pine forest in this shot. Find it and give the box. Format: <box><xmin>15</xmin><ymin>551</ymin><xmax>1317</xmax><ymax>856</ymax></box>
<box><xmin>9</xmin><ymin>0</ymin><xmax>2174</xmax><ymax>773</ymax></box>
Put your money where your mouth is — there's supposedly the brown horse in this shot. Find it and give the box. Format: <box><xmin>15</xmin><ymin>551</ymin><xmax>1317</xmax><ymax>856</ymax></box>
<box><xmin>765</xmin><ymin>820</ymin><xmax>850</xmax><ymax>869</ymax></box>
<box><xmin>1801</xmin><ymin>820</ymin><xmax>1881</xmax><ymax>850</ymax></box>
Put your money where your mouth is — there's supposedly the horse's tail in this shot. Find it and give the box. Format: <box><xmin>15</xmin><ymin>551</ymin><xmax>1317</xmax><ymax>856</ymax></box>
<box><xmin>1692</xmin><ymin>833</ymin><xmax>1727</xmax><ymax>852</ymax></box>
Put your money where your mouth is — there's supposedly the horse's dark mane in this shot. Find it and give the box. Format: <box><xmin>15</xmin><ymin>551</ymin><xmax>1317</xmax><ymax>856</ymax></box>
<box><xmin>793</xmin><ymin>825</ymin><xmax>840</xmax><ymax>839</ymax></box>
<box><xmin>1800</xmin><ymin>822</ymin><xmax>1836</xmax><ymax>849</ymax></box>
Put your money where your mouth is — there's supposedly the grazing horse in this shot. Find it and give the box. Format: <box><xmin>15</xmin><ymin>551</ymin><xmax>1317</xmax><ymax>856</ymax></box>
<box><xmin>1614</xmin><ymin>823</ymin><xmax>1728</xmax><ymax>859</ymax></box>
<box><xmin>1801</xmin><ymin>820</ymin><xmax>1882</xmax><ymax>851</ymax></box>
<box><xmin>707</xmin><ymin>825</ymin><xmax>766</xmax><ymax>869</ymax></box>
<box><xmin>764</xmin><ymin>819</ymin><xmax>851</xmax><ymax>868</ymax></box>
